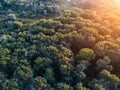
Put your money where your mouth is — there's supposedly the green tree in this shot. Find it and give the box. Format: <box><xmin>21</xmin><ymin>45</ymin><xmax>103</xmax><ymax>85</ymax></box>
<box><xmin>33</xmin><ymin>57</ymin><xmax>53</xmax><ymax>76</ymax></box>
<box><xmin>89</xmin><ymin>70</ymin><xmax>120</xmax><ymax>90</ymax></box>
<box><xmin>96</xmin><ymin>56</ymin><xmax>113</xmax><ymax>71</ymax></box>
<box><xmin>94</xmin><ymin>41</ymin><xmax>120</xmax><ymax>75</ymax></box>
<box><xmin>73</xmin><ymin>60</ymin><xmax>90</xmax><ymax>83</ymax></box>
<box><xmin>14</xmin><ymin>60</ymin><xmax>33</xmax><ymax>90</ymax></box>
<box><xmin>76</xmin><ymin>48</ymin><xmax>96</xmax><ymax>62</ymax></box>
<box><xmin>75</xmin><ymin>82</ymin><xmax>90</xmax><ymax>90</ymax></box>
<box><xmin>44</xmin><ymin>68</ymin><xmax>55</xmax><ymax>85</ymax></box>
<box><xmin>33</xmin><ymin>76</ymin><xmax>54</xmax><ymax>90</ymax></box>
<box><xmin>59</xmin><ymin>64</ymin><xmax>73</xmax><ymax>84</ymax></box>
<box><xmin>56</xmin><ymin>83</ymin><xmax>73</xmax><ymax>90</ymax></box>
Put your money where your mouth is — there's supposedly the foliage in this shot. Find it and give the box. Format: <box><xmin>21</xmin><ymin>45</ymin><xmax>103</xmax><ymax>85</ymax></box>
<box><xmin>0</xmin><ymin>0</ymin><xmax>120</xmax><ymax>89</ymax></box>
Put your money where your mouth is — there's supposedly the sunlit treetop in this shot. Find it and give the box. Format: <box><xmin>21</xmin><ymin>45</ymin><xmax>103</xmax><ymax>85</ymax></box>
<box><xmin>75</xmin><ymin>0</ymin><xmax>120</xmax><ymax>15</ymax></box>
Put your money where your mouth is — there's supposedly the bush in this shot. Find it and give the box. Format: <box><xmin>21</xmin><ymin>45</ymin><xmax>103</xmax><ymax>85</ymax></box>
<box><xmin>7</xmin><ymin>13</ymin><xmax>16</xmax><ymax>21</ymax></box>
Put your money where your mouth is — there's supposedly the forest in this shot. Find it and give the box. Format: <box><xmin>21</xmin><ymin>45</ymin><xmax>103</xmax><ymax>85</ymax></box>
<box><xmin>0</xmin><ymin>0</ymin><xmax>120</xmax><ymax>90</ymax></box>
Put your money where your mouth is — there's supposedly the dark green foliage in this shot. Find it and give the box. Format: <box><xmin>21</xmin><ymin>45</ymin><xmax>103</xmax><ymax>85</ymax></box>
<box><xmin>55</xmin><ymin>83</ymin><xmax>74</xmax><ymax>90</ymax></box>
<box><xmin>0</xmin><ymin>0</ymin><xmax>120</xmax><ymax>89</ymax></box>
<box><xmin>75</xmin><ymin>82</ymin><xmax>90</xmax><ymax>90</ymax></box>
<box><xmin>88</xmin><ymin>70</ymin><xmax>120</xmax><ymax>90</ymax></box>
<box><xmin>33</xmin><ymin>57</ymin><xmax>53</xmax><ymax>76</ymax></box>
<box><xmin>33</xmin><ymin>76</ymin><xmax>53</xmax><ymax>90</ymax></box>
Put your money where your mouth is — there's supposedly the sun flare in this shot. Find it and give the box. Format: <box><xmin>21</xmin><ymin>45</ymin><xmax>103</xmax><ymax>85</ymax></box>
<box><xmin>115</xmin><ymin>0</ymin><xmax>120</xmax><ymax>2</ymax></box>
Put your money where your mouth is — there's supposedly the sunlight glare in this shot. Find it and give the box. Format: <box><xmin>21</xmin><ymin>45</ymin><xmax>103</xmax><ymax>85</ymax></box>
<box><xmin>115</xmin><ymin>0</ymin><xmax>120</xmax><ymax>2</ymax></box>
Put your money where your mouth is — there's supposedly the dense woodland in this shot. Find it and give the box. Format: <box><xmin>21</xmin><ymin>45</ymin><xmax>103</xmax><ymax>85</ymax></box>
<box><xmin>0</xmin><ymin>0</ymin><xmax>120</xmax><ymax>90</ymax></box>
